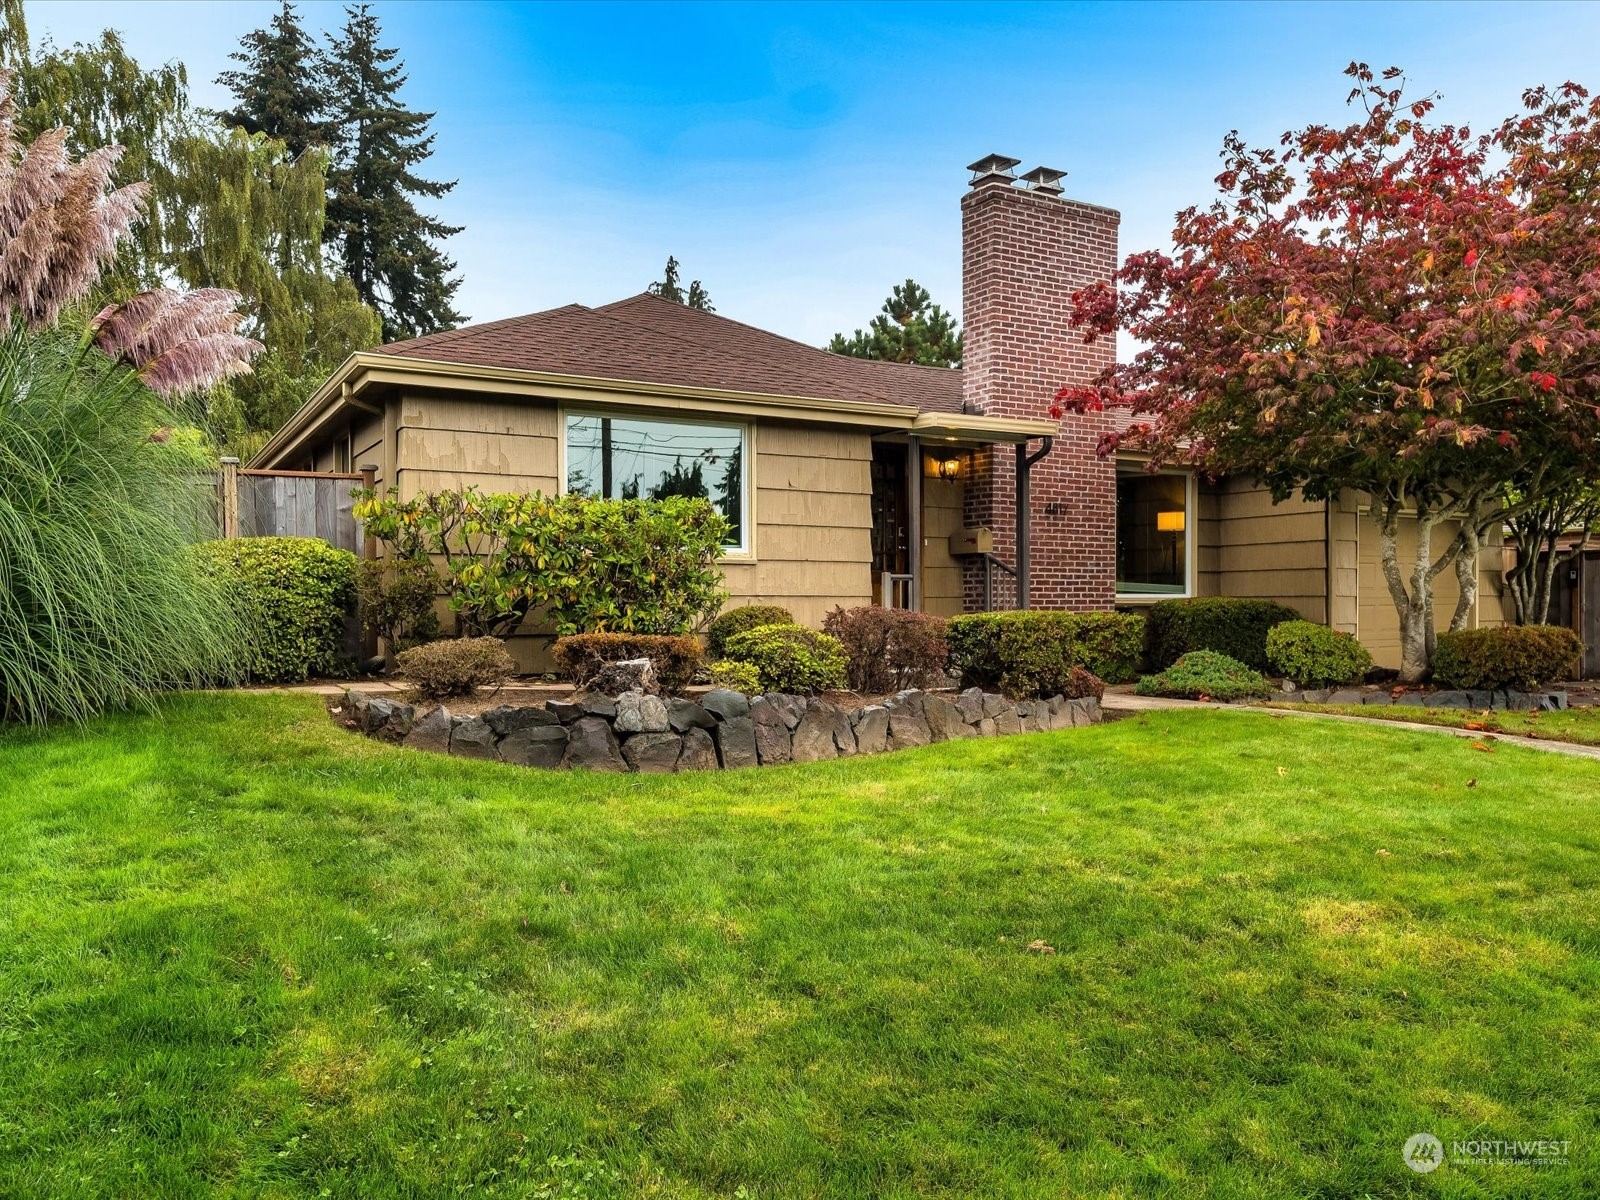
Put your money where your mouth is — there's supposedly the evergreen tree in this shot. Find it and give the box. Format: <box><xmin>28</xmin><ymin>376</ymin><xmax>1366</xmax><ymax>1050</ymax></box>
<box><xmin>828</xmin><ymin>279</ymin><xmax>962</xmax><ymax>367</ymax></box>
<box><xmin>647</xmin><ymin>255</ymin><xmax>714</xmax><ymax>311</ymax></box>
<box><xmin>321</xmin><ymin>3</ymin><xmax>463</xmax><ymax>341</ymax></box>
<box><xmin>215</xmin><ymin>0</ymin><xmax>327</xmax><ymax>158</ymax></box>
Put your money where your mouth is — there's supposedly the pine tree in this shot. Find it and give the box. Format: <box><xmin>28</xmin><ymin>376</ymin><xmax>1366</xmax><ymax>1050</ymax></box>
<box><xmin>321</xmin><ymin>4</ymin><xmax>463</xmax><ymax>341</ymax></box>
<box><xmin>647</xmin><ymin>255</ymin><xmax>714</xmax><ymax>311</ymax></box>
<box><xmin>215</xmin><ymin>0</ymin><xmax>327</xmax><ymax>158</ymax></box>
<box><xmin>828</xmin><ymin>279</ymin><xmax>962</xmax><ymax>367</ymax></box>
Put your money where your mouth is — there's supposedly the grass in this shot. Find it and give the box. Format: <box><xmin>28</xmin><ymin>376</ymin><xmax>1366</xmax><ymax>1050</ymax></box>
<box><xmin>2</xmin><ymin>694</ymin><xmax>1599</xmax><ymax>1198</ymax></box>
<box><xmin>1260</xmin><ymin>700</ymin><xmax>1600</xmax><ymax>747</ymax></box>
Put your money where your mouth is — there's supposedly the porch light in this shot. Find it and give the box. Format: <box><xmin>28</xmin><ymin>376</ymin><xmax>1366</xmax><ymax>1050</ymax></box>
<box><xmin>938</xmin><ymin>457</ymin><xmax>962</xmax><ymax>481</ymax></box>
<box><xmin>1156</xmin><ymin>510</ymin><xmax>1186</xmax><ymax>533</ymax></box>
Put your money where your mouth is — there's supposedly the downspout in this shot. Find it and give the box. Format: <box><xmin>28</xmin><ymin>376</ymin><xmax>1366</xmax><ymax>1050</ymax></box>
<box><xmin>1015</xmin><ymin>436</ymin><xmax>1054</xmax><ymax>610</ymax></box>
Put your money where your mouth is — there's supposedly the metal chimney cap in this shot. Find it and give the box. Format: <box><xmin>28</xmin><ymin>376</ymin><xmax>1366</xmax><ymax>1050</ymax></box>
<box><xmin>1020</xmin><ymin>166</ymin><xmax>1066</xmax><ymax>195</ymax></box>
<box><xmin>967</xmin><ymin>153</ymin><xmax>1022</xmax><ymax>187</ymax></box>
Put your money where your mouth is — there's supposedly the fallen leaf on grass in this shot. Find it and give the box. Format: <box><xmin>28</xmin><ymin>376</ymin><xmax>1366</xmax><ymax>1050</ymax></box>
<box><xmin>1026</xmin><ymin>939</ymin><xmax>1056</xmax><ymax>955</ymax></box>
<box><xmin>1463</xmin><ymin>721</ymin><xmax>1488</xmax><ymax>732</ymax></box>
<box><xmin>1277</xmin><ymin>766</ymin><xmax>1288</xmax><ymax>777</ymax></box>
<box><xmin>1375</xmin><ymin>848</ymin><xmax>1392</xmax><ymax>857</ymax></box>
<box><xmin>1470</xmin><ymin>741</ymin><xmax>1495</xmax><ymax>753</ymax></box>
<box><xmin>1466</xmin><ymin>778</ymin><xmax>1478</xmax><ymax>788</ymax></box>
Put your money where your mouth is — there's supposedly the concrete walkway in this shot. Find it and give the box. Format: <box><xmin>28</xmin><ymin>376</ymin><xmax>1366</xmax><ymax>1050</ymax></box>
<box><xmin>1101</xmin><ymin>690</ymin><xmax>1600</xmax><ymax>761</ymax></box>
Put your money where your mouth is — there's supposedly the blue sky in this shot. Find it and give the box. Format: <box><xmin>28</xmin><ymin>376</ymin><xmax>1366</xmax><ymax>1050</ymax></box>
<box><xmin>24</xmin><ymin>1</ymin><xmax>1600</xmax><ymax>346</ymax></box>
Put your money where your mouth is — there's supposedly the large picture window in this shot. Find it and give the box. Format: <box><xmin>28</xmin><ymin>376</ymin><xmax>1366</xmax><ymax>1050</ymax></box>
<box><xmin>565</xmin><ymin>413</ymin><xmax>746</xmax><ymax>550</ymax></box>
<box><xmin>1116</xmin><ymin>467</ymin><xmax>1190</xmax><ymax>597</ymax></box>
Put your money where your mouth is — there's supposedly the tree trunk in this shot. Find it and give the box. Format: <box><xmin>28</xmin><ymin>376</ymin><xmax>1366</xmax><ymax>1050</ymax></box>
<box><xmin>1448</xmin><ymin>522</ymin><xmax>1482</xmax><ymax>633</ymax></box>
<box><xmin>1376</xmin><ymin>497</ymin><xmax>1429</xmax><ymax>683</ymax></box>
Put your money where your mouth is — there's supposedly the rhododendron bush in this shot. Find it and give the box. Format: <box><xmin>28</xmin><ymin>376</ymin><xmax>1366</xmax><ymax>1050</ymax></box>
<box><xmin>1057</xmin><ymin>65</ymin><xmax>1600</xmax><ymax>680</ymax></box>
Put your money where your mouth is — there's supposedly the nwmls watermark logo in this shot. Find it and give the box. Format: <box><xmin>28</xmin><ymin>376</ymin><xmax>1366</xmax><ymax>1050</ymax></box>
<box><xmin>1403</xmin><ymin>1133</ymin><xmax>1444</xmax><ymax>1174</ymax></box>
<box><xmin>1404</xmin><ymin>1131</ymin><xmax>1571</xmax><ymax>1172</ymax></box>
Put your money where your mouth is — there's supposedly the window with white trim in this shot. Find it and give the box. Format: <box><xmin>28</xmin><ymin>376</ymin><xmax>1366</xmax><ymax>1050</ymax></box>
<box><xmin>1116</xmin><ymin>466</ymin><xmax>1191</xmax><ymax>597</ymax></box>
<box><xmin>564</xmin><ymin>412</ymin><xmax>747</xmax><ymax>551</ymax></box>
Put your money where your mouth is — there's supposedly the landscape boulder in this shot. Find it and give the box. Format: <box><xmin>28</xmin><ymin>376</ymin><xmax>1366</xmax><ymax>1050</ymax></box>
<box><xmin>561</xmin><ymin>717</ymin><xmax>626</xmax><ymax>772</ymax></box>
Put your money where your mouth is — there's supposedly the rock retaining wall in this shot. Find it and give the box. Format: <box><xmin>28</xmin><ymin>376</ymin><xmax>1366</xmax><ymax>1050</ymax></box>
<box><xmin>1271</xmin><ymin>687</ymin><xmax>1568</xmax><ymax>711</ymax></box>
<box><xmin>334</xmin><ymin>687</ymin><xmax>1102</xmax><ymax>772</ymax></box>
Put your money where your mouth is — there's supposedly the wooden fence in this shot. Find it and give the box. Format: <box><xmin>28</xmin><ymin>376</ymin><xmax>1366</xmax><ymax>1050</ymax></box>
<box><xmin>217</xmin><ymin>459</ymin><xmax>371</xmax><ymax>555</ymax></box>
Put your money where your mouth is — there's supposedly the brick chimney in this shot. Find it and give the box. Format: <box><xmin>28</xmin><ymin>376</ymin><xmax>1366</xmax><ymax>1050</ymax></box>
<box><xmin>960</xmin><ymin>154</ymin><xmax>1120</xmax><ymax>611</ymax></box>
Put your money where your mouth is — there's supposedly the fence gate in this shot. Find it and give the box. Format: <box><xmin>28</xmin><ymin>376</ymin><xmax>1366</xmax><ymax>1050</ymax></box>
<box><xmin>218</xmin><ymin>460</ymin><xmax>369</xmax><ymax>555</ymax></box>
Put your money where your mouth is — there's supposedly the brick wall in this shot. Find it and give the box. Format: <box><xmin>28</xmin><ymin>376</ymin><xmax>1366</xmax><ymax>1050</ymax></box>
<box><xmin>960</xmin><ymin>171</ymin><xmax>1120</xmax><ymax>611</ymax></box>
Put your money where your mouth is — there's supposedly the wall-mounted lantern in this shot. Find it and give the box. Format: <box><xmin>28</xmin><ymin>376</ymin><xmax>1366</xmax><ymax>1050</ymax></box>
<box><xmin>938</xmin><ymin>456</ymin><xmax>962</xmax><ymax>482</ymax></box>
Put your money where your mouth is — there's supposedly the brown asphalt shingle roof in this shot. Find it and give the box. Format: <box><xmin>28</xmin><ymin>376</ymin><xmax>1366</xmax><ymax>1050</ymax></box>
<box><xmin>373</xmin><ymin>292</ymin><xmax>966</xmax><ymax>414</ymax></box>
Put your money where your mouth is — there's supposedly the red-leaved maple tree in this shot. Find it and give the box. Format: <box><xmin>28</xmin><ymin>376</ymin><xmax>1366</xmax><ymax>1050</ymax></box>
<box><xmin>1057</xmin><ymin>64</ymin><xmax>1600</xmax><ymax>680</ymax></box>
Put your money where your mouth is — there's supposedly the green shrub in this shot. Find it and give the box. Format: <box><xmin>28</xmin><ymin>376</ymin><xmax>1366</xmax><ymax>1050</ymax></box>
<box><xmin>1432</xmin><ymin>625</ymin><xmax>1582</xmax><ymax>690</ymax></box>
<box><xmin>551</xmin><ymin>633</ymin><xmax>702</xmax><ymax>693</ymax></box>
<box><xmin>1266</xmin><ymin>620</ymin><xmax>1372</xmax><ymax>687</ymax></box>
<box><xmin>707</xmin><ymin>605</ymin><xmax>794</xmax><ymax>657</ymax></box>
<box><xmin>196</xmin><ymin>537</ymin><xmax>357</xmax><ymax>684</ymax></box>
<box><xmin>357</xmin><ymin>558</ymin><xmax>440</xmax><ymax>656</ymax></box>
<box><xmin>1135</xmin><ymin>650</ymin><xmax>1270</xmax><ymax>702</ymax></box>
<box><xmin>356</xmin><ymin>487</ymin><xmax>729</xmax><ymax>638</ymax></box>
<box><xmin>723</xmin><ymin>624</ymin><xmax>848</xmax><ymax>694</ymax></box>
<box><xmin>946</xmin><ymin>610</ymin><xmax>1144</xmax><ymax>697</ymax></box>
<box><xmin>396</xmin><ymin>636</ymin><xmax>516</xmax><ymax>700</ymax></box>
<box><xmin>707</xmin><ymin>660</ymin><xmax>762</xmax><ymax>694</ymax></box>
<box><xmin>822</xmin><ymin>605</ymin><xmax>949</xmax><ymax>693</ymax></box>
<box><xmin>1145</xmin><ymin>597</ymin><xmax>1302</xmax><ymax>671</ymax></box>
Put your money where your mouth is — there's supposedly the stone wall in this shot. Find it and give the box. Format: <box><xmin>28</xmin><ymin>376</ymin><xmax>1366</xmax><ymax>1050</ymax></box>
<box><xmin>334</xmin><ymin>686</ymin><xmax>1103</xmax><ymax>773</ymax></box>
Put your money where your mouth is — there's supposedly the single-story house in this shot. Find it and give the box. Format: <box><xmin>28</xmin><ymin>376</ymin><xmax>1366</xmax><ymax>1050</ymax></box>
<box><xmin>252</xmin><ymin>154</ymin><xmax>1509</xmax><ymax>671</ymax></box>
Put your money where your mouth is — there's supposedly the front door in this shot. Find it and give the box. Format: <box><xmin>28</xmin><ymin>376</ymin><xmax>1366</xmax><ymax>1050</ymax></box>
<box><xmin>870</xmin><ymin>444</ymin><xmax>910</xmax><ymax>607</ymax></box>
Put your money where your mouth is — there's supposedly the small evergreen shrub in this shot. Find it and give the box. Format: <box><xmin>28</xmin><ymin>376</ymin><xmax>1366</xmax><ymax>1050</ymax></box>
<box><xmin>946</xmin><ymin>610</ymin><xmax>1143</xmax><ymax>697</ymax></box>
<box><xmin>1266</xmin><ymin>620</ymin><xmax>1373</xmax><ymax>687</ymax></box>
<box><xmin>1432</xmin><ymin>625</ymin><xmax>1582</xmax><ymax>690</ymax></box>
<box><xmin>195</xmin><ymin>537</ymin><xmax>357</xmax><ymax>684</ymax></box>
<box><xmin>552</xmin><ymin>633</ymin><xmax>702</xmax><ymax>694</ymax></box>
<box><xmin>356</xmin><ymin>558</ymin><xmax>440</xmax><ymax>655</ymax></box>
<box><xmin>722</xmin><ymin>624</ymin><xmax>848</xmax><ymax>694</ymax></box>
<box><xmin>822</xmin><ymin>605</ymin><xmax>949</xmax><ymax>693</ymax></box>
<box><xmin>1135</xmin><ymin>650</ymin><xmax>1270</xmax><ymax>702</ymax></box>
<box><xmin>396</xmin><ymin>636</ymin><xmax>516</xmax><ymax>700</ymax></box>
<box><xmin>1144</xmin><ymin>597</ymin><xmax>1302</xmax><ymax>671</ymax></box>
<box><xmin>707</xmin><ymin>605</ymin><xmax>795</xmax><ymax>657</ymax></box>
<box><xmin>707</xmin><ymin>660</ymin><xmax>762</xmax><ymax>694</ymax></box>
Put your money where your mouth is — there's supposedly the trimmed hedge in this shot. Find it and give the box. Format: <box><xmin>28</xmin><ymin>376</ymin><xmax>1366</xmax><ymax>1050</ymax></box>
<box><xmin>195</xmin><ymin>537</ymin><xmax>357</xmax><ymax>683</ymax></box>
<box><xmin>822</xmin><ymin>605</ymin><xmax>949</xmax><ymax>693</ymax></box>
<box><xmin>1266</xmin><ymin>620</ymin><xmax>1373</xmax><ymax>687</ymax></box>
<box><xmin>723</xmin><ymin>623</ymin><xmax>848</xmax><ymax>695</ymax></box>
<box><xmin>1135</xmin><ymin>650</ymin><xmax>1270</xmax><ymax>702</ymax></box>
<box><xmin>397</xmin><ymin>636</ymin><xmax>516</xmax><ymax>700</ymax></box>
<box><xmin>552</xmin><ymin>632</ymin><xmax>702</xmax><ymax>694</ymax></box>
<box><xmin>1145</xmin><ymin>597</ymin><xmax>1301</xmax><ymax>672</ymax></box>
<box><xmin>946</xmin><ymin>610</ymin><xmax>1144</xmax><ymax>697</ymax></box>
<box><xmin>707</xmin><ymin>605</ymin><xmax>795</xmax><ymax>658</ymax></box>
<box><xmin>1432</xmin><ymin>625</ymin><xmax>1582</xmax><ymax>691</ymax></box>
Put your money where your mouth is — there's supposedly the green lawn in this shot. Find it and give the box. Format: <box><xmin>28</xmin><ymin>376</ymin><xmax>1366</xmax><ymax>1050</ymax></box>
<box><xmin>2</xmin><ymin>695</ymin><xmax>1599</xmax><ymax>1198</ymax></box>
<box><xmin>1261</xmin><ymin>700</ymin><xmax>1600</xmax><ymax>747</ymax></box>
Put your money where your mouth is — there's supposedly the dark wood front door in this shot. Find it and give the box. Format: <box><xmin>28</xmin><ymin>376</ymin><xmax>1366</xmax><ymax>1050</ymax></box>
<box><xmin>871</xmin><ymin>445</ymin><xmax>909</xmax><ymax>605</ymax></box>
